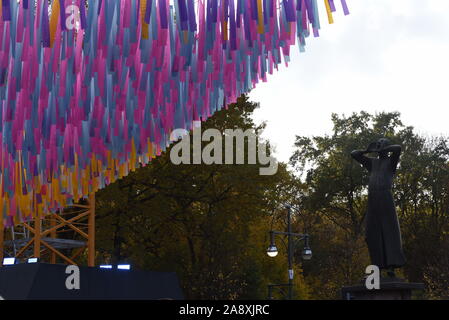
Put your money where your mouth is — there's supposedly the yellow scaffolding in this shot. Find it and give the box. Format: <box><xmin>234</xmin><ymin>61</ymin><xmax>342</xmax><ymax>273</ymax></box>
<box><xmin>0</xmin><ymin>193</ymin><xmax>95</xmax><ymax>267</ymax></box>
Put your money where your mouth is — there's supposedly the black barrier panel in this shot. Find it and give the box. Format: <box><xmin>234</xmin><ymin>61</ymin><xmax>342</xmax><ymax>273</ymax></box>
<box><xmin>0</xmin><ymin>263</ymin><xmax>183</xmax><ymax>300</ymax></box>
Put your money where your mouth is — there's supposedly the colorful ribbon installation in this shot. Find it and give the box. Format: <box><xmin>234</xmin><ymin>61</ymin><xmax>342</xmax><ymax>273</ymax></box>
<box><xmin>0</xmin><ymin>0</ymin><xmax>348</xmax><ymax>227</ymax></box>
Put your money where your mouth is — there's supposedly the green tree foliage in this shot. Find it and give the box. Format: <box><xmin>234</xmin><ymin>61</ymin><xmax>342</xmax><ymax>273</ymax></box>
<box><xmin>94</xmin><ymin>96</ymin><xmax>309</xmax><ymax>300</ymax></box>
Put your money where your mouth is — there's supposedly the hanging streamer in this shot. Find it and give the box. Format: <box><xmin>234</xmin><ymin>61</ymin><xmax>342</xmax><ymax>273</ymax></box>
<box><xmin>0</xmin><ymin>0</ymin><xmax>348</xmax><ymax>227</ymax></box>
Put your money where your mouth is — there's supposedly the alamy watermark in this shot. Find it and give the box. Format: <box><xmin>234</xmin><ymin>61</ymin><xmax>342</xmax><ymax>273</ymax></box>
<box><xmin>365</xmin><ymin>265</ymin><xmax>380</xmax><ymax>290</ymax></box>
<box><xmin>65</xmin><ymin>265</ymin><xmax>80</xmax><ymax>290</ymax></box>
<box><xmin>170</xmin><ymin>121</ymin><xmax>278</xmax><ymax>175</ymax></box>
<box><xmin>65</xmin><ymin>5</ymin><xmax>81</xmax><ymax>30</ymax></box>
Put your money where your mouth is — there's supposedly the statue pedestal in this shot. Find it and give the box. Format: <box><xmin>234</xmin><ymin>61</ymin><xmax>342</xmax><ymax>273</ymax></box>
<box><xmin>341</xmin><ymin>278</ymin><xmax>425</xmax><ymax>300</ymax></box>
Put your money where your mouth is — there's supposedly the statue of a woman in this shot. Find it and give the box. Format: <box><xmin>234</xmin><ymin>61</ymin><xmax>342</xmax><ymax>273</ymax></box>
<box><xmin>351</xmin><ymin>138</ymin><xmax>406</xmax><ymax>277</ymax></box>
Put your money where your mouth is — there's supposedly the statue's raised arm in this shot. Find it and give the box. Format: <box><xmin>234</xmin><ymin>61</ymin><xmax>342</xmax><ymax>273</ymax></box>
<box><xmin>351</xmin><ymin>141</ymin><xmax>379</xmax><ymax>172</ymax></box>
<box><xmin>351</xmin><ymin>149</ymin><xmax>372</xmax><ymax>171</ymax></box>
<box><xmin>380</xmin><ymin>144</ymin><xmax>402</xmax><ymax>173</ymax></box>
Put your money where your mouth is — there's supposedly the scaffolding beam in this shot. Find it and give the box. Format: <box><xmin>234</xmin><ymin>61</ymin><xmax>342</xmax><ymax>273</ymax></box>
<box><xmin>88</xmin><ymin>193</ymin><xmax>96</xmax><ymax>267</ymax></box>
<box><xmin>0</xmin><ymin>194</ymin><xmax>96</xmax><ymax>267</ymax></box>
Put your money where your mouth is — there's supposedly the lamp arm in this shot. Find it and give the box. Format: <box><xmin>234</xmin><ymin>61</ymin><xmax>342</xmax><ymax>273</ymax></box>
<box><xmin>272</xmin><ymin>230</ymin><xmax>306</xmax><ymax>238</ymax></box>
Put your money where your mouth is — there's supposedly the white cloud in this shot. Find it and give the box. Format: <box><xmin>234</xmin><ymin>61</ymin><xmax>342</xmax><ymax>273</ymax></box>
<box><xmin>250</xmin><ymin>0</ymin><xmax>449</xmax><ymax>163</ymax></box>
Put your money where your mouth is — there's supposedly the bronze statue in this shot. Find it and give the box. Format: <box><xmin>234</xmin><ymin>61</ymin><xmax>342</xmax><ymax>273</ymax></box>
<box><xmin>351</xmin><ymin>138</ymin><xmax>406</xmax><ymax>277</ymax></box>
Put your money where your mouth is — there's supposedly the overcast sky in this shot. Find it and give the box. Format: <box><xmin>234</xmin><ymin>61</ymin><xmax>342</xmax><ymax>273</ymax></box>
<box><xmin>249</xmin><ymin>0</ymin><xmax>449</xmax><ymax>163</ymax></box>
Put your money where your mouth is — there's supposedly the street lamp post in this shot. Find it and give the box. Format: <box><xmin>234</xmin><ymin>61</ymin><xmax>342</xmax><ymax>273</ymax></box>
<box><xmin>267</xmin><ymin>205</ymin><xmax>312</xmax><ymax>300</ymax></box>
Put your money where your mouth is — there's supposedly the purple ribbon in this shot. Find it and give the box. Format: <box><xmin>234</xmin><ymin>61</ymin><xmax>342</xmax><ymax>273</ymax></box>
<box><xmin>187</xmin><ymin>0</ymin><xmax>196</xmax><ymax>31</ymax></box>
<box><xmin>251</xmin><ymin>0</ymin><xmax>258</xmax><ymax>20</ymax></box>
<box><xmin>178</xmin><ymin>0</ymin><xmax>188</xmax><ymax>30</ymax></box>
<box><xmin>80</xmin><ymin>0</ymin><xmax>87</xmax><ymax>29</ymax></box>
<box><xmin>145</xmin><ymin>0</ymin><xmax>152</xmax><ymax>24</ymax></box>
<box><xmin>284</xmin><ymin>0</ymin><xmax>296</xmax><ymax>22</ymax></box>
<box><xmin>60</xmin><ymin>0</ymin><xmax>66</xmax><ymax>31</ymax></box>
<box><xmin>341</xmin><ymin>0</ymin><xmax>350</xmax><ymax>15</ymax></box>
<box><xmin>158</xmin><ymin>0</ymin><xmax>168</xmax><ymax>29</ymax></box>
<box><xmin>2</xmin><ymin>0</ymin><xmax>11</xmax><ymax>21</ymax></box>
<box><xmin>41</xmin><ymin>0</ymin><xmax>50</xmax><ymax>47</ymax></box>
<box><xmin>329</xmin><ymin>0</ymin><xmax>336</xmax><ymax>12</ymax></box>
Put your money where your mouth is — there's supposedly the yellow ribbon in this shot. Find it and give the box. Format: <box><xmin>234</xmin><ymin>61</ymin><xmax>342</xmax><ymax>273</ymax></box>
<box><xmin>325</xmin><ymin>0</ymin><xmax>334</xmax><ymax>24</ymax></box>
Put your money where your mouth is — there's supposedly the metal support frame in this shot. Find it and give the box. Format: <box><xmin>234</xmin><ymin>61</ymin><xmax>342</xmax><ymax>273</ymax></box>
<box><xmin>88</xmin><ymin>193</ymin><xmax>95</xmax><ymax>267</ymax></box>
<box><xmin>0</xmin><ymin>193</ymin><xmax>96</xmax><ymax>267</ymax></box>
<box><xmin>267</xmin><ymin>205</ymin><xmax>309</xmax><ymax>300</ymax></box>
